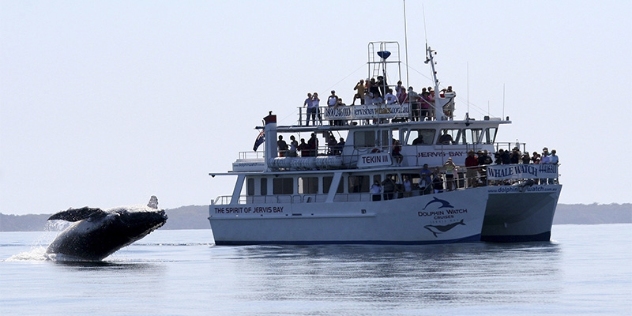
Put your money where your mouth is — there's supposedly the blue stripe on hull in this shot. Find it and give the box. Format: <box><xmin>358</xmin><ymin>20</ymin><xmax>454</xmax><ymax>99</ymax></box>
<box><xmin>214</xmin><ymin>234</ymin><xmax>481</xmax><ymax>246</ymax></box>
<box><xmin>481</xmin><ymin>231</ymin><xmax>551</xmax><ymax>243</ymax></box>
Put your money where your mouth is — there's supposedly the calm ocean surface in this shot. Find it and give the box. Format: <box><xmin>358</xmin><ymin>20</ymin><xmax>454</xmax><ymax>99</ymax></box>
<box><xmin>1</xmin><ymin>224</ymin><xmax>630</xmax><ymax>316</ymax></box>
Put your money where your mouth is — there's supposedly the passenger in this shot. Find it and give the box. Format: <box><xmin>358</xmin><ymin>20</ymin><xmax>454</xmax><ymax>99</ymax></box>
<box><xmin>352</xmin><ymin>79</ymin><xmax>365</xmax><ymax>105</ymax></box>
<box><xmin>541</xmin><ymin>148</ymin><xmax>551</xmax><ymax>164</ymax></box>
<box><xmin>395</xmin><ymin>80</ymin><xmax>405</xmax><ymax>94</ymax></box>
<box><xmin>420</xmin><ymin>88</ymin><xmax>431</xmax><ymax>121</ymax></box>
<box><xmin>287</xmin><ymin>142</ymin><xmax>298</xmax><ymax>157</ymax></box>
<box><xmin>427</xmin><ymin>87</ymin><xmax>436</xmax><ymax>119</ymax></box>
<box><xmin>337</xmin><ymin>137</ymin><xmax>345</xmax><ymax>155</ymax></box>
<box><xmin>412</xmin><ymin>135</ymin><xmax>424</xmax><ymax>145</ymax></box>
<box><xmin>327</xmin><ymin>135</ymin><xmax>337</xmax><ymax>155</ymax></box>
<box><xmin>550</xmin><ymin>149</ymin><xmax>559</xmax><ymax>164</ymax></box>
<box><xmin>277</xmin><ymin>135</ymin><xmax>288</xmax><ymax>157</ymax></box>
<box><xmin>297</xmin><ymin>138</ymin><xmax>308</xmax><ymax>157</ymax></box>
<box><xmin>408</xmin><ymin>87</ymin><xmax>420</xmax><ymax>121</ymax></box>
<box><xmin>287</xmin><ymin>135</ymin><xmax>298</xmax><ymax>157</ymax></box>
<box><xmin>510</xmin><ymin>148</ymin><xmax>521</xmax><ymax>164</ymax></box>
<box><xmin>441</xmin><ymin>86</ymin><xmax>456</xmax><ymax>119</ymax></box>
<box><xmin>307</xmin><ymin>133</ymin><xmax>319</xmax><ymax>157</ymax></box>
<box><xmin>392</xmin><ymin>139</ymin><xmax>403</xmax><ymax>166</ymax></box>
<box><xmin>384</xmin><ymin>88</ymin><xmax>397</xmax><ymax>105</ymax></box>
<box><xmin>313</xmin><ymin>92</ymin><xmax>321</xmax><ymax>125</ymax></box>
<box><xmin>335</xmin><ymin>98</ymin><xmax>346</xmax><ymax>126</ymax></box>
<box><xmin>438</xmin><ymin>130</ymin><xmax>453</xmax><ymax>144</ymax></box>
<box><xmin>478</xmin><ymin>150</ymin><xmax>493</xmax><ymax>186</ymax></box>
<box><xmin>397</xmin><ymin>86</ymin><xmax>407</xmax><ymax>105</ymax></box>
<box><xmin>444</xmin><ymin>158</ymin><xmax>457</xmax><ymax>191</ymax></box>
<box><xmin>419</xmin><ymin>164</ymin><xmax>433</xmax><ymax>195</ymax></box>
<box><xmin>382</xmin><ymin>175</ymin><xmax>396</xmax><ymax>200</ymax></box>
<box><xmin>402</xmin><ymin>175</ymin><xmax>412</xmax><ymax>197</ymax></box>
<box><xmin>327</xmin><ymin>90</ymin><xmax>338</xmax><ymax>126</ymax></box>
<box><xmin>370</xmin><ymin>180</ymin><xmax>382</xmax><ymax>201</ymax></box>
<box><xmin>522</xmin><ymin>152</ymin><xmax>531</xmax><ymax>164</ymax></box>
<box><xmin>303</xmin><ymin>93</ymin><xmax>315</xmax><ymax>126</ymax></box>
<box><xmin>377</xmin><ymin>76</ymin><xmax>387</xmax><ymax>98</ymax></box>
<box><xmin>368</xmin><ymin>78</ymin><xmax>380</xmax><ymax>98</ymax></box>
<box><xmin>465</xmin><ymin>150</ymin><xmax>479</xmax><ymax>188</ymax></box>
<box><xmin>548</xmin><ymin>149</ymin><xmax>559</xmax><ymax>184</ymax></box>
<box><xmin>432</xmin><ymin>169</ymin><xmax>444</xmax><ymax>193</ymax></box>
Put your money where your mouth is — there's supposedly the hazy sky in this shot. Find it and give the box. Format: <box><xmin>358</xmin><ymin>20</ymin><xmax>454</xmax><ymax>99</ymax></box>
<box><xmin>1</xmin><ymin>0</ymin><xmax>631</xmax><ymax>215</ymax></box>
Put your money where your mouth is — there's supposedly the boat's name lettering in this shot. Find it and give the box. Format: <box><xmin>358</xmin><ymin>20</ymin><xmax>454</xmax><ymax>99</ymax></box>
<box><xmin>361</xmin><ymin>154</ymin><xmax>390</xmax><ymax>164</ymax></box>
<box><xmin>214</xmin><ymin>206</ymin><xmax>284</xmax><ymax>214</ymax></box>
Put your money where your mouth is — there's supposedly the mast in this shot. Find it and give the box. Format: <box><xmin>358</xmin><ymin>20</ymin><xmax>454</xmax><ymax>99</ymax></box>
<box><xmin>425</xmin><ymin>45</ymin><xmax>442</xmax><ymax>120</ymax></box>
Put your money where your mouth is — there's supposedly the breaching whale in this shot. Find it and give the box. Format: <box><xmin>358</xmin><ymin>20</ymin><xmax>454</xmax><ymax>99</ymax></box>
<box><xmin>46</xmin><ymin>196</ymin><xmax>168</xmax><ymax>261</ymax></box>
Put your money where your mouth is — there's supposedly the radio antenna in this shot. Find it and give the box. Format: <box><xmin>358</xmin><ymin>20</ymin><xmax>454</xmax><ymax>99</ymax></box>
<box><xmin>403</xmin><ymin>0</ymin><xmax>410</xmax><ymax>86</ymax></box>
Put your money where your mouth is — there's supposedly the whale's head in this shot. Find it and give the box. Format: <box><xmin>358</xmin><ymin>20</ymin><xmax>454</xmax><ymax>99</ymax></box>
<box><xmin>109</xmin><ymin>206</ymin><xmax>168</xmax><ymax>240</ymax></box>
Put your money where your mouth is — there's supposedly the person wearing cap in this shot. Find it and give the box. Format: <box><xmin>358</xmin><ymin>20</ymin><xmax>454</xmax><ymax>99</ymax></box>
<box><xmin>444</xmin><ymin>157</ymin><xmax>457</xmax><ymax>191</ymax></box>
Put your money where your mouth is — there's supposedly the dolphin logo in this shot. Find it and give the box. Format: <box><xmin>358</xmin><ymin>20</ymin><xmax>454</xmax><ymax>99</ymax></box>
<box><xmin>424</xmin><ymin>219</ymin><xmax>465</xmax><ymax>237</ymax></box>
<box><xmin>423</xmin><ymin>197</ymin><xmax>454</xmax><ymax>210</ymax></box>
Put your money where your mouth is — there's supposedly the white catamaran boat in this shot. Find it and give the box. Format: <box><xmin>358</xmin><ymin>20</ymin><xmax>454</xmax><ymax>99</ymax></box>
<box><xmin>208</xmin><ymin>41</ymin><xmax>562</xmax><ymax>245</ymax></box>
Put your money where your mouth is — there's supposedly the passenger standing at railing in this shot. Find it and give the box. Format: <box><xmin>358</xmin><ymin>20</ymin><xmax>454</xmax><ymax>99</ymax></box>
<box><xmin>370</xmin><ymin>181</ymin><xmax>382</xmax><ymax>201</ymax></box>
<box><xmin>397</xmin><ymin>86</ymin><xmax>407</xmax><ymax>105</ymax></box>
<box><xmin>297</xmin><ymin>138</ymin><xmax>308</xmax><ymax>157</ymax></box>
<box><xmin>327</xmin><ymin>90</ymin><xmax>339</xmax><ymax>126</ymax></box>
<box><xmin>304</xmin><ymin>93</ymin><xmax>316</xmax><ymax>126</ymax></box>
<box><xmin>336</xmin><ymin>137</ymin><xmax>345</xmax><ymax>155</ymax></box>
<box><xmin>352</xmin><ymin>79</ymin><xmax>365</xmax><ymax>105</ymax></box>
<box><xmin>420</xmin><ymin>88</ymin><xmax>431</xmax><ymax>121</ymax></box>
<box><xmin>549</xmin><ymin>149</ymin><xmax>559</xmax><ymax>184</ymax></box>
<box><xmin>313</xmin><ymin>92</ymin><xmax>322</xmax><ymax>125</ymax></box>
<box><xmin>465</xmin><ymin>150</ymin><xmax>479</xmax><ymax>188</ymax></box>
<box><xmin>306</xmin><ymin>133</ymin><xmax>318</xmax><ymax>157</ymax></box>
<box><xmin>277</xmin><ymin>135</ymin><xmax>288</xmax><ymax>157</ymax></box>
<box><xmin>477</xmin><ymin>150</ymin><xmax>492</xmax><ymax>186</ymax></box>
<box><xmin>419</xmin><ymin>164</ymin><xmax>433</xmax><ymax>195</ymax></box>
<box><xmin>287</xmin><ymin>135</ymin><xmax>298</xmax><ymax>157</ymax></box>
<box><xmin>408</xmin><ymin>87</ymin><xmax>420</xmax><ymax>121</ymax></box>
<box><xmin>444</xmin><ymin>158</ymin><xmax>457</xmax><ymax>191</ymax></box>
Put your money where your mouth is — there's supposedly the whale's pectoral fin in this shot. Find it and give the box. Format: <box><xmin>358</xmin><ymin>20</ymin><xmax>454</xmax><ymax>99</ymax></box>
<box><xmin>48</xmin><ymin>207</ymin><xmax>106</xmax><ymax>222</ymax></box>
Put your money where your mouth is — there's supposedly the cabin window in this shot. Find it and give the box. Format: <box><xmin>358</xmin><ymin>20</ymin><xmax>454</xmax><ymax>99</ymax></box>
<box><xmin>407</xmin><ymin>129</ymin><xmax>435</xmax><ymax>146</ymax></box>
<box><xmin>273</xmin><ymin>177</ymin><xmax>294</xmax><ymax>195</ymax></box>
<box><xmin>484</xmin><ymin>127</ymin><xmax>498</xmax><ymax>144</ymax></box>
<box><xmin>437</xmin><ymin>128</ymin><xmax>460</xmax><ymax>145</ymax></box>
<box><xmin>323</xmin><ymin>176</ymin><xmax>344</xmax><ymax>194</ymax></box>
<box><xmin>354</xmin><ymin>130</ymin><xmax>390</xmax><ymax>149</ymax></box>
<box><xmin>247</xmin><ymin>178</ymin><xmax>255</xmax><ymax>196</ymax></box>
<box><xmin>299</xmin><ymin>177</ymin><xmax>319</xmax><ymax>194</ymax></box>
<box><xmin>462</xmin><ymin>129</ymin><xmax>483</xmax><ymax>145</ymax></box>
<box><xmin>348</xmin><ymin>175</ymin><xmax>370</xmax><ymax>193</ymax></box>
<box><xmin>260</xmin><ymin>178</ymin><xmax>267</xmax><ymax>195</ymax></box>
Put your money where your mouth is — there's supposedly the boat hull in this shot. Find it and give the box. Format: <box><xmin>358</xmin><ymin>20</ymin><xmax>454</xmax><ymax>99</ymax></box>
<box><xmin>209</xmin><ymin>188</ymin><xmax>489</xmax><ymax>245</ymax></box>
<box><xmin>481</xmin><ymin>184</ymin><xmax>562</xmax><ymax>242</ymax></box>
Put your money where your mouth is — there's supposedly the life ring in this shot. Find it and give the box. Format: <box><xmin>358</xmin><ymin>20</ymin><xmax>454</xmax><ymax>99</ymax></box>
<box><xmin>371</xmin><ymin>148</ymin><xmax>381</xmax><ymax>153</ymax></box>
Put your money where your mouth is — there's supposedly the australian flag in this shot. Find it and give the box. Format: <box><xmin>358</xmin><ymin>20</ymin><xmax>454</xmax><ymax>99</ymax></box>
<box><xmin>253</xmin><ymin>131</ymin><xmax>265</xmax><ymax>151</ymax></box>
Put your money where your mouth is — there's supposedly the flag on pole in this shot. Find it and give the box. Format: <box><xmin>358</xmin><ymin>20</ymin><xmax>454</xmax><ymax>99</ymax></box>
<box><xmin>253</xmin><ymin>131</ymin><xmax>265</xmax><ymax>151</ymax></box>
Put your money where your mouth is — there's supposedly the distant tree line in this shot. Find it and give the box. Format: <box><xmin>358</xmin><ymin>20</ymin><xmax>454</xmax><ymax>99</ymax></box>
<box><xmin>0</xmin><ymin>204</ymin><xmax>630</xmax><ymax>232</ymax></box>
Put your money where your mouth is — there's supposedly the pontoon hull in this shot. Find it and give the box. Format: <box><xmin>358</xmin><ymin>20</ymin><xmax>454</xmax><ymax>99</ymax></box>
<box><xmin>209</xmin><ymin>188</ymin><xmax>488</xmax><ymax>245</ymax></box>
<box><xmin>481</xmin><ymin>184</ymin><xmax>562</xmax><ymax>242</ymax></box>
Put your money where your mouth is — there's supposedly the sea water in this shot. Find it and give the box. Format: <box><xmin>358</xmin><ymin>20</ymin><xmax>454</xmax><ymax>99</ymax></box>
<box><xmin>1</xmin><ymin>224</ymin><xmax>630</xmax><ymax>315</ymax></box>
